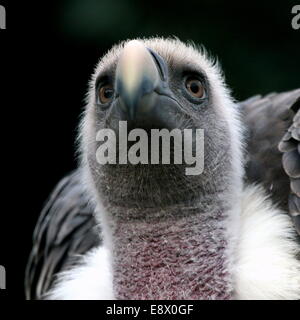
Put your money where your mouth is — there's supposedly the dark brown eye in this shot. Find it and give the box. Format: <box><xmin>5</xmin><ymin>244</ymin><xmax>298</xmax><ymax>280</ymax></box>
<box><xmin>185</xmin><ymin>78</ymin><xmax>205</xmax><ymax>99</ymax></box>
<box><xmin>99</xmin><ymin>85</ymin><xmax>114</xmax><ymax>104</ymax></box>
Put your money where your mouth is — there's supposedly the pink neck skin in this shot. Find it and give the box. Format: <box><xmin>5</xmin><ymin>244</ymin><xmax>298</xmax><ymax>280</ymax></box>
<box><xmin>111</xmin><ymin>207</ymin><xmax>233</xmax><ymax>300</ymax></box>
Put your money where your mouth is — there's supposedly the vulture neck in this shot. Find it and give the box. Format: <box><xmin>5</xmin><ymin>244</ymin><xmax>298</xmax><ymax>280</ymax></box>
<box><xmin>102</xmin><ymin>197</ymin><xmax>236</xmax><ymax>300</ymax></box>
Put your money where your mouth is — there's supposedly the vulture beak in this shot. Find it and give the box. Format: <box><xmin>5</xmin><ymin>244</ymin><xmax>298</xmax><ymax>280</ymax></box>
<box><xmin>115</xmin><ymin>40</ymin><xmax>168</xmax><ymax>121</ymax></box>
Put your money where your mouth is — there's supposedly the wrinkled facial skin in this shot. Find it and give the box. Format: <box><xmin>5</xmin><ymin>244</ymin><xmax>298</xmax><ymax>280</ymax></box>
<box><xmin>85</xmin><ymin>41</ymin><xmax>233</xmax><ymax>208</ymax></box>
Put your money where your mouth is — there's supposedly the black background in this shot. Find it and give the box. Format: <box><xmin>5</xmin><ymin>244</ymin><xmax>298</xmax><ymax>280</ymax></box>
<box><xmin>0</xmin><ymin>0</ymin><xmax>299</xmax><ymax>300</ymax></box>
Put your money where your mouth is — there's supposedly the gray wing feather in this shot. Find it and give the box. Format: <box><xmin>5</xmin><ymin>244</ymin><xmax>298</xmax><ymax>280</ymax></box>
<box><xmin>279</xmin><ymin>97</ymin><xmax>300</xmax><ymax>234</ymax></box>
<box><xmin>25</xmin><ymin>170</ymin><xmax>101</xmax><ymax>300</ymax></box>
<box><xmin>242</xmin><ymin>89</ymin><xmax>300</xmax><ymax>235</ymax></box>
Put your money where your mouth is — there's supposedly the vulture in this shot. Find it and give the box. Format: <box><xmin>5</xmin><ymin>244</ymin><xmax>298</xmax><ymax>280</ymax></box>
<box><xmin>25</xmin><ymin>38</ymin><xmax>300</xmax><ymax>300</ymax></box>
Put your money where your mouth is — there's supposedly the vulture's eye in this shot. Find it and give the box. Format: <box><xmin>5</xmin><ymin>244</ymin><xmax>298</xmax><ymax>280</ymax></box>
<box><xmin>185</xmin><ymin>78</ymin><xmax>206</xmax><ymax>99</ymax></box>
<box><xmin>98</xmin><ymin>85</ymin><xmax>114</xmax><ymax>104</ymax></box>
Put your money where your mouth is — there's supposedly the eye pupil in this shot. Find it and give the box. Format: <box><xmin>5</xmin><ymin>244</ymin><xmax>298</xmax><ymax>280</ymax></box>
<box><xmin>104</xmin><ymin>88</ymin><xmax>113</xmax><ymax>99</ymax></box>
<box><xmin>190</xmin><ymin>82</ymin><xmax>199</xmax><ymax>94</ymax></box>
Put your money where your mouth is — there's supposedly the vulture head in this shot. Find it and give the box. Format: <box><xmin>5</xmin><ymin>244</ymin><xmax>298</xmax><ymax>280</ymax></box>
<box><xmin>79</xmin><ymin>38</ymin><xmax>244</xmax><ymax>299</ymax></box>
<box><xmin>81</xmin><ymin>39</ymin><xmax>243</xmax><ymax>206</ymax></box>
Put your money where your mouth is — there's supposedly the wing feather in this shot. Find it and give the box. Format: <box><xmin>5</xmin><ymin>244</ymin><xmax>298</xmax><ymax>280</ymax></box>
<box><xmin>25</xmin><ymin>170</ymin><xmax>101</xmax><ymax>300</ymax></box>
<box><xmin>242</xmin><ymin>90</ymin><xmax>300</xmax><ymax>235</ymax></box>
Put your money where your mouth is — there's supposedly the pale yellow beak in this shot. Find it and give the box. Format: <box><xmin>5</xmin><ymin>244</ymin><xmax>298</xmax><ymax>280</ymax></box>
<box><xmin>115</xmin><ymin>40</ymin><xmax>161</xmax><ymax>120</ymax></box>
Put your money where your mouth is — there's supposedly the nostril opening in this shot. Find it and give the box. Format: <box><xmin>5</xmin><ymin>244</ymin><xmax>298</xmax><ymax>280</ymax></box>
<box><xmin>147</xmin><ymin>48</ymin><xmax>168</xmax><ymax>82</ymax></box>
